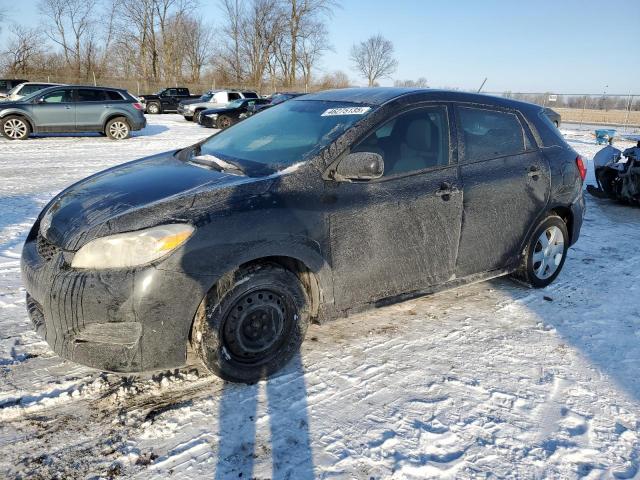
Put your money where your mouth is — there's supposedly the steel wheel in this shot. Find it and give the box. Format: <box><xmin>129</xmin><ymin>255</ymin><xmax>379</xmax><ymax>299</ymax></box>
<box><xmin>107</xmin><ymin>120</ymin><xmax>129</xmax><ymax>140</ymax></box>
<box><xmin>222</xmin><ymin>289</ymin><xmax>289</xmax><ymax>365</ymax></box>
<box><xmin>532</xmin><ymin>225</ymin><xmax>565</xmax><ymax>280</ymax></box>
<box><xmin>3</xmin><ymin>118</ymin><xmax>28</xmax><ymax>139</ymax></box>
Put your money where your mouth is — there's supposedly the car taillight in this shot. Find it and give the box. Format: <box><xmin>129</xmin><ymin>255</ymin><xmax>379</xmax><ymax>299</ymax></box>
<box><xmin>575</xmin><ymin>155</ymin><xmax>586</xmax><ymax>181</ymax></box>
<box><xmin>133</xmin><ymin>103</ymin><xmax>143</xmax><ymax>110</ymax></box>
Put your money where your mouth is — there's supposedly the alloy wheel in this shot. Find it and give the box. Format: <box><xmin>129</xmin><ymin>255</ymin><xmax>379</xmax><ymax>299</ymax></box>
<box><xmin>532</xmin><ymin>225</ymin><xmax>565</xmax><ymax>280</ymax></box>
<box><xmin>3</xmin><ymin>119</ymin><xmax>27</xmax><ymax>139</ymax></box>
<box><xmin>108</xmin><ymin>121</ymin><xmax>129</xmax><ymax>140</ymax></box>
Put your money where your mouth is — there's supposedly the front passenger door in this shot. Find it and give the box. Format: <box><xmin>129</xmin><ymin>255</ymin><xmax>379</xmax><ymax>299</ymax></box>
<box><xmin>33</xmin><ymin>88</ymin><xmax>75</xmax><ymax>132</ymax></box>
<box><xmin>328</xmin><ymin>105</ymin><xmax>463</xmax><ymax>309</ymax></box>
<box><xmin>454</xmin><ymin>105</ymin><xmax>550</xmax><ymax>276</ymax></box>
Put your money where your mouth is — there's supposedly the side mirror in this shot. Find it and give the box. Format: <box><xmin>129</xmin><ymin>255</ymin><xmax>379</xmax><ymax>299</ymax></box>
<box><xmin>35</xmin><ymin>97</ymin><xmax>45</xmax><ymax>104</ymax></box>
<box><xmin>334</xmin><ymin>152</ymin><xmax>384</xmax><ymax>181</ymax></box>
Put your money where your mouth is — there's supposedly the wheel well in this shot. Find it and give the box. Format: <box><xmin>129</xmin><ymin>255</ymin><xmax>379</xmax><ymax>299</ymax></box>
<box><xmin>238</xmin><ymin>256</ymin><xmax>321</xmax><ymax>318</ymax></box>
<box><xmin>103</xmin><ymin>114</ymin><xmax>130</xmax><ymax>130</ymax></box>
<box><xmin>550</xmin><ymin>206</ymin><xmax>573</xmax><ymax>243</ymax></box>
<box><xmin>2</xmin><ymin>114</ymin><xmax>33</xmax><ymax>131</ymax></box>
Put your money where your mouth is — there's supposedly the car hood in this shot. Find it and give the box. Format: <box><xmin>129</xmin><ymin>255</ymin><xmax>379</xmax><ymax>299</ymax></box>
<box><xmin>40</xmin><ymin>150</ymin><xmax>273</xmax><ymax>251</ymax></box>
<box><xmin>203</xmin><ymin>106</ymin><xmax>238</xmax><ymax>115</ymax></box>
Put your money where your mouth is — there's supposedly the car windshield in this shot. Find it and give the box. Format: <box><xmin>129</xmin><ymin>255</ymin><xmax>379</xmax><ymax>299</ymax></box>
<box><xmin>6</xmin><ymin>84</ymin><xmax>23</xmax><ymax>96</ymax></box>
<box><xmin>227</xmin><ymin>99</ymin><xmax>245</xmax><ymax>108</ymax></box>
<box><xmin>200</xmin><ymin>93</ymin><xmax>213</xmax><ymax>101</ymax></box>
<box><xmin>198</xmin><ymin>100</ymin><xmax>375</xmax><ymax>174</ymax></box>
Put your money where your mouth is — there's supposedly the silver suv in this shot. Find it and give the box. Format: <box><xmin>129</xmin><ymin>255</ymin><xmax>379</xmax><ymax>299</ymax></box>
<box><xmin>0</xmin><ymin>85</ymin><xmax>146</xmax><ymax>140</ymax></box>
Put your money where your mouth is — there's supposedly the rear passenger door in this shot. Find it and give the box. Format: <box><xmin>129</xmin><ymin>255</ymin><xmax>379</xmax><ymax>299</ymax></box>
<box><xmin>329</xmin><ymin>105</ymin><xmax>463</xmax><ymax>309</ymax></box>
<box><xmin>454</xmin><ymin>105</ymin><xmax>550</xmax><ymax>277</ymax></box>
<box><xmin>74</xmin><ymin>88</ymin><xmax>108</xmax><ymax>131</ymax></box>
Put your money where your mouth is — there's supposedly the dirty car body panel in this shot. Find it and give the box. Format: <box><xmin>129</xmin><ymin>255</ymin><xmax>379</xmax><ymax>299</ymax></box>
<box><xmin>21</xmin><ymin>88</ymin><xmax>585</xmax><ymax>373</ymax></box>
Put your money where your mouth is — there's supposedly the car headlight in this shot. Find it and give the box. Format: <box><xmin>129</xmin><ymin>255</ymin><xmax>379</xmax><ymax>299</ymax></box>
<box><xmin>71</xmin><ymin>224</ymin><xmax>194</xmax><ymax>269</ymax></box>
<box><xmin>207</xmin><ymin>113</ymin><xmax>218</xmax><ymax>119</ymax></box>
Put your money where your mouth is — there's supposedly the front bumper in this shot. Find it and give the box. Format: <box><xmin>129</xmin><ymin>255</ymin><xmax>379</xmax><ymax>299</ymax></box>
<box><xmin>178</xmin><ymin>105</ymin><xmax>194</xmax><ymax>116</ymax></box>
<box><xmin>200</xmin><ymin>115</ymin><xmax>216</xmax><ymax>128</ymax></box>
<box><xmin>21</xmin><ymin>226</ymin><xmax>212</xmax><ymax>373</ymax></box>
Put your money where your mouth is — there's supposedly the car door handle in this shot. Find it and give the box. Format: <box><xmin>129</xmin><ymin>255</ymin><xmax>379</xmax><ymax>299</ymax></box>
<box><xmin>104</xmin><ymin>105</ymin><xmax>112</xmax><ymax>108</ymax></box>
<box><xmin>64</xmin><ymin>106</ymin><xmax>72</xmax><ymax>110</ymax></box>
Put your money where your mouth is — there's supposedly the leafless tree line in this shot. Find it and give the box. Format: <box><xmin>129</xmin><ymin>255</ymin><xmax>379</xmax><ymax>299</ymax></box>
<box><xmin>0</xmin><ymin>0</ymin><xmax>349</xmax><ymax>91</ymax></box>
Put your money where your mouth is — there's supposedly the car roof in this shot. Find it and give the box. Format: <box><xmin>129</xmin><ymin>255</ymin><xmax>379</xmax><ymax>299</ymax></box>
<box><xmin>299</xmin><ymin>87</ymin><xmax>543</xmax><ymax>112</ymax></box>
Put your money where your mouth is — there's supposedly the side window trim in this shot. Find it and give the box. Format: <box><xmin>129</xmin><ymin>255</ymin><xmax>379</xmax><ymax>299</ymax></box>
<box><xmin>455</xmin><ymin>104</ymin><xmax>535</xmax><ymax>164</ymax></box>
<box><xmin>350</xmin><ymin>103</ymin><xmax>455</xmax><ymax>181</ymax></box>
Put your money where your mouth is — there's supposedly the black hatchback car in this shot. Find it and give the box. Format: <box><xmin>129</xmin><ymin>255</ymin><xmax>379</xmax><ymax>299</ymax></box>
<box><xmin>22</xmin><ymin>88</ymin><xmax>585</xmax><ymax>383</ymax></box>
<box><xmin>198</xmin><ymin>98</ymin><xmax>271</xmax><ymax>128</ymax></box>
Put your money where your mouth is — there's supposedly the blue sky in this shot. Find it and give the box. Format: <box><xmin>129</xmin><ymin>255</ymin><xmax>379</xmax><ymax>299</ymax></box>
<box><xmin>3</xmin><ymin>0</ymin><xmax>638</xmax><ymax>93</ymax></box>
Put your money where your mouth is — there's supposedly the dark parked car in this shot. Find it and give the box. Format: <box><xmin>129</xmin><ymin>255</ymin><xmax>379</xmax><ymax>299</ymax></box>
<box><xmin>198</xmin><ymin>98</ymin><xmax>271</xmax><ymax>128</ymax></box>
<box><xmin>0</xmin><ymin>86</ymin><xmax>146</xmax><ymax>140</ymax></box>
<box><xmin>249</xmin><ymin>92</ymin><xmax>305</xmax><ymax>115</ymax></box>
<box><xmin>21</xmin><ymin>88</ymin><xmax>585</xmax><ymax>383</ymax></box>
<box><xmin>139</xmin><ymin>87</ymin><xmax>200</xmax><ymax>114</ymax></box>
<box><xmin>0</xmin><ymin>78</ymin><xmax>28</xmax><ymax>95</ymax></box>
<box><xmin>544</xmin><ymin>107</ymin><xmax>561</xmax><ymax>128</ymax></box>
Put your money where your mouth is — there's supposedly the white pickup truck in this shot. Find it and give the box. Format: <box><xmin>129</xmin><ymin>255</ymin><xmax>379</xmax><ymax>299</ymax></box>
<box><xmin>177</xmin><ymin>90</ymin><xmax>259</xmax><ymax>122</ymax></box>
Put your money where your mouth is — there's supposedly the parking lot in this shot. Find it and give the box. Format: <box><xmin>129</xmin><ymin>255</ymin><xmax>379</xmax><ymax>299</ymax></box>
<box><xmin>1</xmin><ymin>116</ymin><xmax>640</xmax><ymax>478</ymax></box>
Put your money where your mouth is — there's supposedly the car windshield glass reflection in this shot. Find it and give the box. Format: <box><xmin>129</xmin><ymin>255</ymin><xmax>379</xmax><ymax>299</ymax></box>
<box><xmin>199</xmin><ymin>100</ymin><xmax>374</xmax><ymax>173</ymax></box>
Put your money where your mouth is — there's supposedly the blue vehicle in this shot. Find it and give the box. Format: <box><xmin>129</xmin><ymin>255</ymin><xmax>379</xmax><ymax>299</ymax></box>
<box><xmin>595</xmin><ymin>129</ymin><xmax>616</xmax><ymax>145</ymax></box>
<box><xmin>0</xmin><ymin>85</ymin><xmax>146</xmax><ymax>140</ymax></box>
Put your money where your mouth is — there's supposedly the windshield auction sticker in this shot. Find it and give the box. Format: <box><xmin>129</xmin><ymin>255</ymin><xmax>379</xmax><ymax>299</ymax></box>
<box><xmin>321</xmin><ymin>107</ymin><xmax>371</xmax><ymax>116</ymax></box>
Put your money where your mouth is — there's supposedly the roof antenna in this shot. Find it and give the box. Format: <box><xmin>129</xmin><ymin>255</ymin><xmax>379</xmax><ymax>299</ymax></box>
<box><xmin>477</xmin><ymin>77</ymin><xmax>487</xmax><ymax>93</ymax></box>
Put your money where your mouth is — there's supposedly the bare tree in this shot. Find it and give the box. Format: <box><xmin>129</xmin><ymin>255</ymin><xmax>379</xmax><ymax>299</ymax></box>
<box><xmin>219</xmin><ymin>0</ymin><xmax>244</xmax><ymax>83</ymax></box>
<box><xmin>39</xmin><ymin>0</ymin><xmax>99</xmax><ymax>77</ymax></box>
<box><xmin>318</xmin><ymin>70</ymin><xmax>350</xmax><ymax>89</ymax></box>
<box><xmin>297</xmin><ymin>19</ymin><xmax>330</xmax><ymax>89</ymax></box>
<box><xmin>182</xmin><ymin>15</ymin><xmax>213</xmax><ymax>82</ymax></box>
<box><xmin>282</xmin><ymin>0</ymin><xmax>336</xmax><ymax>86</ymax></box>
<box><xmin>394</xmin><ymin>77</ymin><xmax>428</xmax><ymax>88</ymax></box>
<box><xmin>2</xmin><ymin>24</ymin><xmax>46</xmax><ymax>74</ymax></box>
<box><xmin>350</xmin><ymin>34</ymin><xmax>398</xmax><ymax>87</ymax></box>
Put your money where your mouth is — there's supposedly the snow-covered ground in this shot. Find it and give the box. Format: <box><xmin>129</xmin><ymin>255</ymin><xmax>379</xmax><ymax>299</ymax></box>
<box><xmin>1</xmin><ymin>116</ymin><xmax>640</xmax><ymax>479</ymax></box>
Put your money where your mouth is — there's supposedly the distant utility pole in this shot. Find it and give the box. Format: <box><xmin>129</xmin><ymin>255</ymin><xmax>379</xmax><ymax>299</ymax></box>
<box><xmin>477</xmin><ymin>77</ymin><xmax>487</xmax><ymax>93</ymax></box>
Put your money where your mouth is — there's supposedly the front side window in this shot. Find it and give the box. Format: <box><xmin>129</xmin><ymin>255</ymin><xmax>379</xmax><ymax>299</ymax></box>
<box><xmin>166</xmin><ymin>89</ymin><xmax>177</xmax><ymax>96</ymax></box>
<box><xmin>199</xmin><ymin>100</ymin><xmax>374</xmax><ymax>174</ymax></box>
<box><xmin>458</xmin><ymin>107</ymin><xmax>527</xmax><ymax>162</ymax></box>
<box><xmin>242</xmin><ymin>92</ymin><xmax>258</xmax><ymax>99</ymax></box>
<box><xmin>353</xmin><ymin>106</ymin><xmax>450</xmax><ymax>176</ymax></box>
<box><xmin>42</xmin><ymin>89</ymin><xmax>73</xmax><ymax>103</ymax></box>
<box><xmin>228</xmin><ymin>92</ymin><xmax>241</xmax><ymax>101</ymax></box>
<box><xmin>76</xmin><ymin>89</ymin><xmax>106</xmax><ymax>102</ymax></box>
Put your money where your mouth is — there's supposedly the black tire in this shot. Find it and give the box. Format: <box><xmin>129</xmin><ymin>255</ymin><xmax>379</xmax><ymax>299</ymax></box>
<box><xmin>193</xmin><ymin>110</ymin><xmax>204</xmax><ymax>124</ymax></box>
<box><xmin>554</xmin><ymin>120</ymin><xmax>559</xmax><ymax>128</ymax></box>
<box><xmin>217</xmin><ymin>114</ymin><xmax>233</xmax><ymax>129</ymax></box>
<box><xmin>184</xmin><ymin>115</ymin><xmax>193</xmax><ymax>121</ymax></box>
<box><xmin>1</xmin><ymin>115</ymin><xmax>31</xmax><ymax>140</ymax></box>
<box><xmin>192</xmin><ymin>264</ymin><xmax>309</xmax><ymax>383</ymax></box>
<box><xmin>105</xmin><ymin>117</ymin><xmax>131</xmax><ymax>140</ymax></box>
<box><xmin>512</xmin><ymin>214</ymin><xmax>569</xmax><ymax>288</ymax></box>
<box><xmin>146</xmin><ymin>102</ymin><xmax>161</xmax><ymax>114</ymax></box>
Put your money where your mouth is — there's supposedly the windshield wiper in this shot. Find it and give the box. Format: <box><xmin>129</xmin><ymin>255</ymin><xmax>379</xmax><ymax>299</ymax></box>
<box><xmin>189</xmin><ymin>153</ymin><xmax>245</xmax><ymax>175</ymax></box>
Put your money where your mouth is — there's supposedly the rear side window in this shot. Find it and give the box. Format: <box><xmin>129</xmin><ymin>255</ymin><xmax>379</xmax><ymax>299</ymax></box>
<box><xmin>242</xmin><ymin>91</ymin><xmax>258</xmax><ymax>99</ymax></box>
<box><xmin>354</xmin><ymin>106</ymin><xmax>450</xmax><ymax>176</ymax></box>
<box><xmin>228</xmin><ymin>92</ymin><xmax>241</xmax><ymax>101</ymax></box>
<box><xmin>177</xmin><ymin>88</ymin><xmax>189</xmax><ymax>96</ymax></box>
<box><xmin>458</xmin><ymin>107</ymin><xmax>527</xmax><ymax>162</ymax></box>
<box><xmin>106</xmin><ymin>91</ymin><xmax>124</xmax><ymax>101</ymax></box>
<box><xmin>536</xmin><ymin>110</ymin><xmax>567</xmax><ymax>147</ymax></box>
<box><xmin>76</xmin><ymin>89</ymin><xmax>106</xmax><ymax>102</ymax></box>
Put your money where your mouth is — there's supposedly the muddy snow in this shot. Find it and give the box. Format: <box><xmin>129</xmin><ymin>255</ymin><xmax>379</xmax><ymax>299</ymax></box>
<box><xmin>1</xmin><ymin>116</ymin><xmax>639</xmax><ymax>479</ymax></box>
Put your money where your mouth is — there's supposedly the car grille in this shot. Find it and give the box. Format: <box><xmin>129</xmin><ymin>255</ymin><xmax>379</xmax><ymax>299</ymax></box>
<box><xmin>37</xmin><ymin>232</ymin><xmax>62</xmax><ymax>261</ymax></box>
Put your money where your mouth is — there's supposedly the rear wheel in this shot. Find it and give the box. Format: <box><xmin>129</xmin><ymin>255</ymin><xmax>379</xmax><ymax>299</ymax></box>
<box><xmin>192</xmin><ymin>264</ymin><xmax>309</xmax><ymax>383</ymax></box>
<box><xmin>146</xmin><ymin>102</ymin><xmax>161</xmax><ymax>114</ymax></box>
<box><xmin>512</xmin><ymin>214</ymin><xmax>568</xmax><ymax>288</ymax></box>
<box><xmin>1</xmin><ymin>115</ymin><xmax>31</xmax><ymax>140</ymax></box>
<box><xmin>105</xmin><ymin>117</ymin><xmax>131</xmax><ymax>140</ymax></box>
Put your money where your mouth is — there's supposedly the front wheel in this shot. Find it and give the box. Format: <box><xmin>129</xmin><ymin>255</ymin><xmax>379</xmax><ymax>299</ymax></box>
<box><xmin>192</xmin><ymin>264</ymin><xmax>309</xmax><ymax>383</ymax></box>
<box><xmin>193</xmin><ymin>110</ymin><xmax>204</xmax><ymax>124</ymax></box>
<box><xmin>217</xmin><ymin>114</ymin><xmax>233</xmax><ymax>129</ymax></box>
<box><xmin>512</xmin><ymin>214</ymin><xmax>569</xmax><ymax>288</ymax></box>
<box><xmin>1</xmin><ymin>115</ymin><xmax>31</xmax><ymax>140</ymax></box>
<box><xmin>105</xmin><ymin>117</ymin><xmax>131</xmax><ymax>140</ymax></box>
